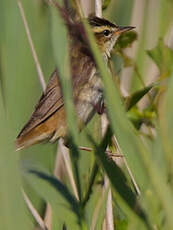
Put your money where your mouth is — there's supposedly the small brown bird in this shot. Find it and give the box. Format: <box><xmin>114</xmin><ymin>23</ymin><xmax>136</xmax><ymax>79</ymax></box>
<box><xmin>16</xmin><ymin>9</ymin><xmax>134</xmax><ymax>150</ymax></box>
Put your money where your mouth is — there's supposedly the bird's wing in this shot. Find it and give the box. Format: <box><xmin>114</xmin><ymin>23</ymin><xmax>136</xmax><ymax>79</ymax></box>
<box><xmin>17</xmin><ymin>69</ymin><xmax>64</xmax><ymax>138</ymax></box>
<box><xmin>17</xmin><ymin>3</ymin><xmax>102</xmax><ymax>144</ymax></box>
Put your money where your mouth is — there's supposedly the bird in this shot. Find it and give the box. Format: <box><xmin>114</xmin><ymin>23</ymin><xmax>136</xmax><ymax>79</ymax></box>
<box><xmin>16</xmin><ymin>6</ymin><xmax>134</xmax><ymax>150</ymax></box>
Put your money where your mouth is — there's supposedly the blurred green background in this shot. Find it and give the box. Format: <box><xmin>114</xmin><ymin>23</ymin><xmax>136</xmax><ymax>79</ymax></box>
<box><xmin>1</xmin><ymin>0</ymin><xmax>173</xmax><ymax>230</ymax></box>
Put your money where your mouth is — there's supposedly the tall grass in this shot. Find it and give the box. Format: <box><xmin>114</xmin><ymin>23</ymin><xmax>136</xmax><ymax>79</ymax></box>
<box><xmin>1</xmin><ymin>0</ymin><xmax>173</xmax><ymax>229</ymax></box>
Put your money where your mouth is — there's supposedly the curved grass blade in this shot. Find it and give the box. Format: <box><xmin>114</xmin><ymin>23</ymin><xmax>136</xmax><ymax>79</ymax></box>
<box><xmin>82</xmin><ymin>17</ymin><xmax>149</xmax><ymax>190</ymax></box>
<box><xmin>0</xmin><ymin>93</ymin><xmax>30</xmax><ymax>230</ymax></box>
<box><xmin>50</xmin><ymin>2</ymin><xmax>82</xmax><ymax>201</ymax></box>
<box><xmin>125</xmin><ymin>84</ymin><xmax>153</xmax><ymax>111</ymax></box>
<box><xmin>24</xmin><ymin>169</ymin><xmax>86</xmax><ymax>230</ymax></box>
<box><xmin>82</xmin><ymin>18</ymin><xmax>173</xmax><ymax>229</ymax></box>
<box><xmin>29</xmin><ymin>170</ymin><xmax>80</xmax><ymax>216</ymax></box>
<box><xmin>147</xmin><ymin>39</ymin><xmax>173</xmax><ymax>77</ymax></box>
<box><xmin>82</xmin><ymin>161</ymin><xmax>99</xmax><ymax>207</ymax></box>
<box><xmin>87</xmin><ymin>127</ymin><xmax>151</xmax><ymax>229</ymax></box>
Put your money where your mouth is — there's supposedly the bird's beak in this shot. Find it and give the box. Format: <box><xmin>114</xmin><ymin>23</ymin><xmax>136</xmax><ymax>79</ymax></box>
<box><xmin>115</xmin><ymin>26</ymin><xmax>135</xmax><ymax>35</ymax></box>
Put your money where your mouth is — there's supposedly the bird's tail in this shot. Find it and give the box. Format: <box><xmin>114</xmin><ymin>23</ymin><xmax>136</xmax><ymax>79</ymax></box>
<box><xmin>16</xmin><ymin>108</ymin><xmax>66</xmax><ymax>151</ymax></box>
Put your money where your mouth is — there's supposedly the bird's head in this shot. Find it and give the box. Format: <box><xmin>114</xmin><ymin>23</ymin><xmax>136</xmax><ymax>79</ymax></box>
<box><xmin>89</xmin><ymin>16</ymin><xmax>135</xmax><ymax>58</ymax></box>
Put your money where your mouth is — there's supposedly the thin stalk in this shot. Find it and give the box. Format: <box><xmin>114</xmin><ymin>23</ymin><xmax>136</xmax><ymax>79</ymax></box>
<box><xmin>79</xmin><ymin>146</ymin><xmax>123</xmax><ymax>157</ymax></box>
<box><xmin>95</xmin><ymin>0</ymin><xmax>102</xmax><ymax>17</ymax></box>
<box><xmin>105</xmin><ymin>180</ymin><xmax>114</xmax><ymax>230</ymax></box>
<box><xmin>112</xmin><ymin>136</ymin><xmax>141</xmax><ymax>196</ymax></box>
<box><xmin>17</xmin><ymin>1</ymin><xmax>46</xmax><ymax>92</ymax></box>
<box><xmin>22</xmin><ymin>189</ymin><xmax>48</xmax><ymax>230</ymax></box>
<box><xmin>101</xmin><ymin>113</ymin><xmax>114</xmax><ymax>230</ymax></box>
<box><xmin>59</xmin><ymin>139</ymin><xmax>80</xmax><ymax>201</ymax></box>
<box><xmin>90</xmin><ymin>186</ymin><xmax>108</xmax><ymax>230</ymax></box>
<box><xmin>44</xmin><ymin>145</ymin><xmax>65</xmax><ymax>229</ymax></box>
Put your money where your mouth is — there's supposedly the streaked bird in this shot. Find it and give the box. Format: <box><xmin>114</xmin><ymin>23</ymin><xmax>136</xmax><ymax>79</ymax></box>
<box><xmin>16</xmin><ymin>6</ymin><xmax>134</xmax><ymax>150</ymax></box>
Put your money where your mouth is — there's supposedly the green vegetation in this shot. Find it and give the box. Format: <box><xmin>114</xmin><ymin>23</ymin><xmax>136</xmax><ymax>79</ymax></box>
<box><xmin>1</xmin><ymin>0</ymin><xmax>173</xmax><ymax>229</ymax></box>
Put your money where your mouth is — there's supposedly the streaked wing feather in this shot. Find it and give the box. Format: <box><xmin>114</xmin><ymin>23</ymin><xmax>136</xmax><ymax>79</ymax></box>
<box><xmin>17</xmin><ymin>69</ymin><xmax>64</xmax><ymax>137</ymax></box>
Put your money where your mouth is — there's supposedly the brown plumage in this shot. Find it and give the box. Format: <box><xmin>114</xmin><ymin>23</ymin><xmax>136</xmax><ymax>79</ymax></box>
<box><xmin>16</xmin><ymin>23</ymin><xmax>99</xmax><ymax>150</ymax></box>
<box><xmin>16</xmin><ymin>4</ymin><xmax>134</xmax><ymax>150</ymax></box>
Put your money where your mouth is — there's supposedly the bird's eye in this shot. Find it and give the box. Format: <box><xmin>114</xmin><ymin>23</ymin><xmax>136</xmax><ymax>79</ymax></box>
<box><xmin>103</xmin><ymin>30</ymin><xmax>111</xmax><ymax>36</ymax></box>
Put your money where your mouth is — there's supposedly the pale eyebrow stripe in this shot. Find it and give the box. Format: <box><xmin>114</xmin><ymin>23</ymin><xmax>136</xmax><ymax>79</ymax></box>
<box><xmin>92</xmin><ymin>26</ymin><xmax>112</xmax><ymax>33</ymax></box>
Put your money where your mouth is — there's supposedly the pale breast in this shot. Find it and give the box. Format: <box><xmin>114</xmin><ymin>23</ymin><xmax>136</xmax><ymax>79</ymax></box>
<box><xmin>75</xmin><ymin>70</ymin><xmax>103</xmax><ymax>127</ymax></box>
